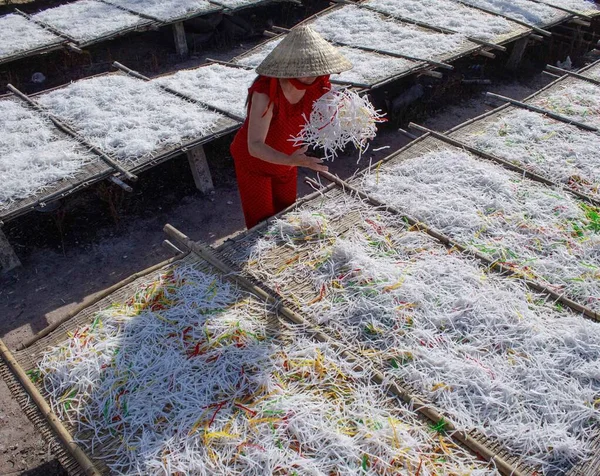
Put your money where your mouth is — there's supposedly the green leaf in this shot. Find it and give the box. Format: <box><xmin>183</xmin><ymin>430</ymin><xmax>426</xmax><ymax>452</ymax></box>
<box><xmin>430</xmin><ymin>418</ymin><xmax>448</xmax><ymax>435</ymax></box>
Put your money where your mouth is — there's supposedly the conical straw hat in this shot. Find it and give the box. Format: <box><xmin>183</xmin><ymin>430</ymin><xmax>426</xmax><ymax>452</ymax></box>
<box><xmin>256</xmin><ymin>25</ymin><xmax>352</xmax><ymax>78</ymax></box>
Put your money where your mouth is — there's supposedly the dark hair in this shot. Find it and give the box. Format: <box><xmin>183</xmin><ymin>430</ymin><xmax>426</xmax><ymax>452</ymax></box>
<box><xmin>245</xmin><ymin>75</ymin><xmax>262</xmax><ymax>108</ymax></box>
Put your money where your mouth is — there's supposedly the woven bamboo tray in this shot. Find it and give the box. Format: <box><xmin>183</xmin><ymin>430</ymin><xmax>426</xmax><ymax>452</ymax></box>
<box><xmin>2</xmin><ymin>240</ymin><xmax>495</xmax><ymax>475</ymax></box>
<box><xmin>218</xmin><ymin>187</ymin><xmax>543</xmax><ymax>476</ymax></box>
<box><xmin>1</xmin><ymin>71</ymin><xmax>240</xmax><ymax>224</ymax></box>
<box><xmin>446</xmin><ymin>103</ymin><xmax>600</xmax><ymax>203</ymax></box>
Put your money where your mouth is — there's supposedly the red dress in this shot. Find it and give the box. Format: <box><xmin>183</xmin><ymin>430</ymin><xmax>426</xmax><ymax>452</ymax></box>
<box><xmin>230</xmin><ymin>75</ymin><xmax>331</xmax><ymax>229</ymax></box>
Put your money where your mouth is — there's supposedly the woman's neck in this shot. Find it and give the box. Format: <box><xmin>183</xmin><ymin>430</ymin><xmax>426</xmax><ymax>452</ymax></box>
<box><xmin>279</xmin><ymin>78</ymin><xmax>306</xmax><ymax>105</ymax></box>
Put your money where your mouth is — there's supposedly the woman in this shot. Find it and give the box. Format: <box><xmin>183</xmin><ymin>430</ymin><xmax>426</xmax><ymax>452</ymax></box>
<box><xmin>230</xmin><ymin>25</ymin><xmax>352</xmax><ymax>229</ymax></box>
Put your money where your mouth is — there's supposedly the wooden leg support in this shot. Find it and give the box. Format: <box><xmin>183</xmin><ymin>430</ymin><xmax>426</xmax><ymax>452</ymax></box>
<box><xmin>187</xmin><ymin>145</ymin><xmax>214</xmax><ymax>194</ymax></box>
<box><xmin>172</xmin><ymin>22</ymin><xmax>189</xmax><ymax>57</ymax></box>
<box><xmin>506</xmin><ymin>36</ymin><xmax>529</xmax><ymax>71</ymax></box>
<box><xmin>0</xmin><ymin>228</ymin><xmax>21</xmax><ymax>272</ymax></box>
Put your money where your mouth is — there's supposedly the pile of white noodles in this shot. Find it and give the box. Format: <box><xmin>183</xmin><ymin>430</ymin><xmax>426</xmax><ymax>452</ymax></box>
<box><xmin>292</xmin><ymin>89</ymin><xmax>386</xmax><ymax>161</ymax></box>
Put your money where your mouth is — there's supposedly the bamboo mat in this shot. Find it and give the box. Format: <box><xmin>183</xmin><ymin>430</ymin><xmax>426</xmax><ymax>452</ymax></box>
<box><xmin>342</xmin><ymin>135</ymin><xmax>600</xmax><ymax>475</ymax></box>
<box><xmin>356</xmin><ymin>0</ymin><xmax>533</xmax><ymax>47</ymax></box>
<box><xmin>300</xmin><ymin>4</ymin><xmax>484</xmax><ymax>67</ymax></box>
<box><xmin>1</xmin><ymin>71</ymin><xmax>240</xmax><ymax>224</ymax></box>
<box><xmin>345</xmin><ymin>133</ymin><xmax>600</xmax><ymax>310</ymax></box>
<box><xmin>1</xmin><ymin>238</ymin><xmax>494</xmax><ymax>475</ymax></box>
<box><xmin>29</xmin><ymin>71</ymin><xmax>241</xmax><ymax>173</ymax></box>
<box><xmin>218</xmin><ymin>187</ymin><xmax>539</xmax><ymax>476</ymax></box>
<box><xmin>446</xmin><ymin>103</ymin><xmax>600</xmax><ymax>203</ymax></box>
<box><xmin>233</xmin><ymin>3</ymin><xmax>485</xmax><ymax>90</ymax></box>
<box><xmin>0</xmin><ymin>40</ymin><xmax>66</xmax><ymax>66</ymax></box>
<box><xmin>0</xmin><ymin>154</ymin><xmax>112</xmax><ymax>224</ymax></box>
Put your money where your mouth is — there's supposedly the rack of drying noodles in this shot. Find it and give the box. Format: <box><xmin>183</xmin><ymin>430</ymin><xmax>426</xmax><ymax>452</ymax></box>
<box><xmin>0</xmin><ymin>0</ymin><xmax>289</xmax><ymax>67</ymax></box>
<box><xmin>231</xmin><ymin>0</ymin><xmax>600</xmax><ymax>89</ymax></box>
<box><xmin>4</xmin><ymin>56</ymin><xmax>600</xmax><ymax>470</ymax></box>
<box><xmin>4</xmin><ymin>151</ymin><xmax>600</xmax><ymax>474</ymax></box>
<box><xmin>3</xmin><ymin>11</ymin><xmax>600</xmax><ymax>476</ymax></box>
<box><xmin>0</xmin><ymin>62</ymin><xmax>251</xmax><ymax>225</ymax></box>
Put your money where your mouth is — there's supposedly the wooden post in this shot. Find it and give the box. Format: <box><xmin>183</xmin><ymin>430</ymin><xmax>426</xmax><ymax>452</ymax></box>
<box><xmin>172</xmin><ymin>22</ymin><xmax>188</xmax><ymax>57</ymax></box>
<box><xmin>187</xmin><ymin>145</ymin><xmax>213</xmax><ymax>193</ymax></box>
<box><xmin>506</xmin><ymin>36</ymin><xmax>529</xmax><ymax>71</ymax></box>
<box><xmin>0</xmin><ymin>228</ymin><xmax>21</xmax><ymax>272</ymax></box>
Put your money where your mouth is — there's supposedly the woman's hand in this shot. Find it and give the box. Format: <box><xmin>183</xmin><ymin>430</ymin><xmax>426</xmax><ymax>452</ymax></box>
<box><xmin>290</xmin><ymin>146</ymin><xmax>329</xmax><ymax>173</ymax></box>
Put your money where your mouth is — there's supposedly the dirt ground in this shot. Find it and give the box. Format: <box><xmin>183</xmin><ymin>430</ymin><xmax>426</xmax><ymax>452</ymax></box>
<box><xmin>0</xmin><ymin>7</ymin><xmax>587</xmax><ymax>472</ymax></box>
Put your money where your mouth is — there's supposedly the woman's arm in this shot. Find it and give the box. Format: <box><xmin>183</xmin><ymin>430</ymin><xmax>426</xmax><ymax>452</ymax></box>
<box><xmin>247</xmin><ymin>92</ymin><xmax>328</xmax><ymax>173</ymax></box>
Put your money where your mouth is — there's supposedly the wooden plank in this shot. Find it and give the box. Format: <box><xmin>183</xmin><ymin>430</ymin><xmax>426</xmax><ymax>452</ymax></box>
<box><xmin>506</xmin><ymin>36</ymin><xmax>529</xmax><ymax>70</ymax></box>
<box><xmin>172</xmin><ymin>22</ymin><xmax>188</xmax><ymax>57</ymax></box>
<box><xmin>0</xmin><ymin>228</ymin><xmax>21</xmax><ymax>272</ymax></box>
<box><xmin>186</xmin><ymin>145</ymin><xmax>213</xmax><ymax>193</ymax></box>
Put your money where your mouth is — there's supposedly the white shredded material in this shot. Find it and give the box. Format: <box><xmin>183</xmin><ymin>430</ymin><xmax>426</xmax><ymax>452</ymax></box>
<box><xmin>0</xmin><ymin>14</ymin><xmax>62</xmax><ymax>60</ymax></box>
<box><xmin>311</xmin><ymin>6</ymin><xmax>469</xmax><ymax>60</ymax></box>
<box><xmin>154</xmin><ymin>64</ymin><xmax>256</xmax><ymax>118</ymax></box>
<box><xmin>582</xmin><ymin>61</ymin><xmax>600</xmax><ymax>80</ymax></box>
<box><xmin>243</xmin><ymin>197</ymin><xmax>600</xmax><ymax>473</ymax></box>
<box><xmin>457</xmin><ymin>0</ymin><xmax>563</xmax><ymax>26</ymax></box>
<box><xmin>234</xmin><ymin>37</ymin><xmax>282</xmax><ymax>68</ymax></box>
<box><xmin>528</xmin><ymin>80</ymin><xmax>600</xmax><ymax>129</ymax></box>
<box><xmin>360</xmin><ymin>148</ymin><xmax>600</xmax><ymax>313</ymax></box>
<box><xmin>0</xmin><ymin>98</ymin><xmax>98</xmax><ymax>211</ymax></box>
<box><xmin>37</xmin><ymin>74</ymin><xmax>230</xmax><ymax>163</ymax></box>
<box><xmin>38</xmin><ymin>265</ymin><xmax>495</xmax><ymax>475</ymax></box>
<box><xmin>209</xmin><ymin>0</ymin><xmax>267</xmax><ymax>9</ymax></box>
<box><xmin>234</xmin><ymin>37</ymin><xmax>419</xmax><ymax>86</ymax></box>
<box><xmin>33</xmin><ymin>0</ymin><xmax>147</xmax><ymax>43</ymax></box>
<box><xmin>540</xmin><ymin>0</ymin><xmax>599</xmax><ymax>13</ymax></box>
<box><xmin>292</xmin><ymin>89</ymin><xmax>386</xmax><ymax>161</ymax></box>
<box><xmin>458</xmin><ymin>108</ymin><xmax>600</xmax><ymax>200</ymax></box>
<box><xmin>366</xmin><ymin>0</ymin><xmax>518</xmax><ymax>41</ymax></box>
<box><xmin>331</xmin><ymin>46</ymin><xmax>419</xmax><ymax>86</ymax></box>
<box><xmin>106</xmin><ymin>0</ymin><xmax>215</xmax><ymax>22</ymax></box>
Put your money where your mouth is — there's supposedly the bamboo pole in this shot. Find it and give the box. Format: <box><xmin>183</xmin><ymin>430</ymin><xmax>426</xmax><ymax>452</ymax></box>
<box><xmin>317</xmin><ymin>170</ymin><xmax>600</xmax><ymax>323</ymax></box>
<box><xmin>542</xmin><ymin>70</ymin><xmax>561</xmax><ymax>79</ymax></box>
<box><xmin>17</xmin><ymin>252</ymin><xmax>189</xmax><ymax>350</ymax></box>
<box><xmin>205</xmin><ymin>58</ymin><xmax>253</xmax><ymax>70</ymax></box>
<box><xmin>476</xmin><ymin>49</ymin><xmax>496</xmax><ymax>59</ymax></box>
<box><xmin>546</xmin><ymin>64</ymin><xmax>600</xmax><ymax>86</ymax></box>
<box><xmin>0</xmin><ymin>339</ymin><xmax>101</xmax><ymax>475</ymax></box>
<box><xmin>485</xmin><ymin>91</ymin><xmax>599</xmax><ymax>131</ymax></box>
<box><xmin>112</xmin><ymin>61</ymin><xmax>245</xmax><ymax>123</ymax></box>
<box><xmin>7</xmin><ymin>84</ymin><xmax>138</xmax><ymax>181</ymax></box>
<box><xmin>163</xmin><ymin>223</ymin><xmax>526</xmax><ymax>476</ymax></box>
<box><xmin>570</xmin><ymin>18</ymin><xmax>591</xmax><ymax>27</ymax></box>
<box><xmin>408</xmin><ymin>122</ymin><xmax>600</xmax><ymax>206</ymax></box>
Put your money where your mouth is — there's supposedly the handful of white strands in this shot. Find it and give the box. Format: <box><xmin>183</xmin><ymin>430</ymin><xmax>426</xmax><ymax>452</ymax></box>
<box><xmin>291</xmin><ymin>88</ymin><xmax>386</xmax><ymax>161</ymax></box>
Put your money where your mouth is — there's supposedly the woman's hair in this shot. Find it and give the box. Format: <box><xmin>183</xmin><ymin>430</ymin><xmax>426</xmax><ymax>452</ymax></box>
<box><xmin>245</xmin><ymin>75</ymin><xmax>263</xmax><ymax>108</ymax></box>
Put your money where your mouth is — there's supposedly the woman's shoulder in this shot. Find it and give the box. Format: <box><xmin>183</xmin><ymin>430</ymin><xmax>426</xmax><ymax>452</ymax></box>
<box><xmin>249</xmin><ymin>75</ymin><xmax>276</xmax><ymax>95</ymax></box>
